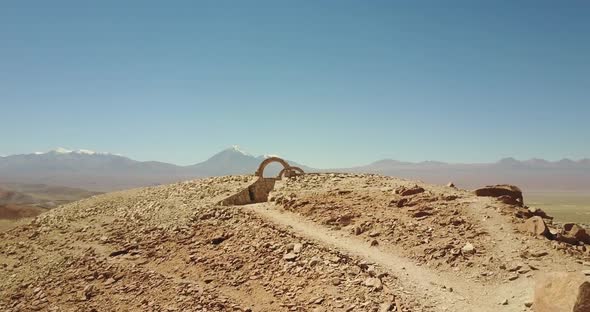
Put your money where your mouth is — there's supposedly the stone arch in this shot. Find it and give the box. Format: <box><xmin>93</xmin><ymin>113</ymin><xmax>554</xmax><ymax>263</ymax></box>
<box><xmin>255</xmin><ymin>157</ymin><xmax>291</xmax><ymax>178</ymax></box>
<box><xmin>278</xmin><ymin>166</ymin><xmax>305</xmax><ymax>179</ymax></box>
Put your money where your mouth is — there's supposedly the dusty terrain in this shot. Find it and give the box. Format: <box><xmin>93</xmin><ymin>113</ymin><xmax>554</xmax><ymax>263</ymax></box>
<box><xmin>0</xmin><ymin>183</ymin><xmax>101</xmax><ymax>208</ymax></box>
<box><xmin>1</xmin><ymin>173</ymin><xmax>589</xmax><ymax>311</ymax></box>
<box><xmin>0</xmin><ymin>183</ymin><xmax>102</xmax><ymax>232</ymax></box>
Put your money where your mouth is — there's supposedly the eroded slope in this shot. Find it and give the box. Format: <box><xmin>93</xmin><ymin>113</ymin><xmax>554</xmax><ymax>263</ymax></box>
<box><xmin>0</xmin><ymin>175</ymin><xmax>424</xmax><ymax>312</ymax></box>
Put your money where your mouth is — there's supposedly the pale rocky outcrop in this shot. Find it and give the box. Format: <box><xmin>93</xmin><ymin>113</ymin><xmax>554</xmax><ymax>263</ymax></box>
<box><xmin>534</xmin><ymin>272</ymin><xmax>590</xmax><ymax>312</ymax></box>
<box><xmin>474</xmin><ymin>184</ymin><xmax>524</xmax><ymax>207</ymax></box>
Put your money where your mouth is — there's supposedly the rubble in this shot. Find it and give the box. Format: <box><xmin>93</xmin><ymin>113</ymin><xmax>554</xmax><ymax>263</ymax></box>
<box><xmin>2</xmin><ymin>172</ymin><xmax>590</xmax><ymax>311</ymax></box>
<box><xmin>0</xmin><ymin>175</ymin><xmax>414</xmax><ymax>312</ymax></box>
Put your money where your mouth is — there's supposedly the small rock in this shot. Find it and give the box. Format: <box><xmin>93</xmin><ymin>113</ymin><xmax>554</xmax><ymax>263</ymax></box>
<box><xmin>283</xmin><ymin>253</ymin><xmax>298</xmax><ymax>261</ymax></box>
<box><xmin>395</xmin><ymin>198</ymin><xmax>409</xmax><ymax>208</ymax></box>
<box><xmin>293</xmin><ymin>243</ymin><xmax>303</xmax><ymax>254</ymax></box>
<box><xmin>104</xmin><ymin>278</ymin><xmax>116</xmax><ymax>285</ymax></box>
<box><xmin>211</xmin><ymin>236</ymin><xmax>227</xmax><ymax>245</ymax></box>
<box><xmin>83</xmin><ymin>284</ymin><xmax>94</xmax><ymax>299</ymax></box>
<box><xmin>398</xmin><ymin>186</ymin><xmax>425</xmax><ymax>196</ymax></box>
<box><xmin>329</xmin><ymin>256</ymin><xmax>340</xmax><ymax>263</ymax></box>
<box><xmin>353</xmin><ymin>226</ymin><xmax>363</xmax><ymax>235</ymax></box>
<box><xmin>462</xmin><ymin>243</ymin><xmax>476</xmax><ymax>255</ymax></box>
<box><xmin>308</xmin><ymin>257</ymin><xmax>320</xmax><ymax>266</ymax></box>
<box><xmin>507</xmin><ymin>264</ymin><xmax>523</xmax><ymax>272</ymax></box>
<box><xmin>379</xmin><ymin>302</ymin><xmax>394</xmax><ymax>312</ymax></box>
<box><xmin>364</xmin><ymin>278</ymin><xmax>383</xmax><ymax>291</ymax></box>
<box><xmin>313</xmin><ymin>297</ymin><xmax>324</xmax><ymax>304</ymax></box>
<box><xmin>368</xmin><ymin>231</ymin><xmax>380</xmax><ymax>238</ymax></box>
<box><xmin>508</xmin><ymin>274</ymin><xmax>519</xmax><ymax>281</ymax></box>
<box><xmin>530</xmin><ymin>251</ymin><xmax>549</xmax><ymax>258</ymax></box>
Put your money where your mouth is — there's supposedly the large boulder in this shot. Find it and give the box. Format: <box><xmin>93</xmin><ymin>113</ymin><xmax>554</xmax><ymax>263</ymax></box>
<box><xmin>474</xmin><ymin>184</ymin><xmax>523</xmax><ymax>206</ymax></box>
<box><xmin>520</xmin><ymin>216</ymin><xmax>551</xmax><ymax>238</ymax></box>
<box><xmin>556</xmin><ymin>223</ymin><xmax>590</xmax><ymax>245</ymax></box>
<box><xmin>564</xmin><ymin>223</ymin><xmax>590</xmax><ymax>244</ymax></box>
<box><xmin>395</xmin><ymin>185</ymin><xmax>425</xmax><ymax>197</ymax></box>
<box><xmin>534</xmin><ymin>272</ymin><xmax>590</xmax><ymax>312</ymax></box>
<box><xmin>555</xmin><ymin>233</ymin><xmax>580</xmax><ymax>245</ymax></box>
<box><xmin>497</xmin><ymin>195</ymin><xmax>520</xmax><ymax>206</ymax></box>
<box><xmin>514</xmin><ymin>207</ymin><xmax>554</xmax><ymax>220</ymax></box>
<box><xmin>529</xmin><ymin>207</ymin><xmax>553</xmax><ymax>220</ymax></box>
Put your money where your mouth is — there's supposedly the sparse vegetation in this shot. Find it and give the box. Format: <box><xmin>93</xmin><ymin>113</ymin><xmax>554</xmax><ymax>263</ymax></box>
<box><xmin>527</xmin><ymin>192</ymin><xmax>590</xmax><ymax>224</ymax></box>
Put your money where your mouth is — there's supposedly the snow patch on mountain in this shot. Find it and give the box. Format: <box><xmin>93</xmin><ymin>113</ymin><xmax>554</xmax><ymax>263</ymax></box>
<box><xmin>32</xmin><ymin>148</ymin><xmax>116</xmax><ymax>156</ymax></box>
<box><xmin>230</xmin><ymin>145</ymin><xmax>252</xmax><ymax>156</ymax></box>
<box><xmin>53</xmin><ymin>147</ymin><xmax>73</xmax><ymax>154</ymax></box>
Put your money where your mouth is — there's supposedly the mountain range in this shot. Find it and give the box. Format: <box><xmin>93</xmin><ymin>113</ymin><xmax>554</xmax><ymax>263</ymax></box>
<box><xmin>0</xmin><ymin>146</ymin><xmax>312</xmax><ymax>191</ymax></box>
<box><xmin>1</xmin><ymin>146</ymin><xmax>588</xmax><ymax>192</ymax></box>
<box><xmin>339</xmin><ymin>157</ymin><xmax>590</xmax><ymax>192</ymax></box>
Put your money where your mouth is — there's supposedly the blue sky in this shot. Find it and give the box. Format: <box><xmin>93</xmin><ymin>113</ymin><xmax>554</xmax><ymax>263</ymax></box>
<box><xmin>1</xmin><ymin>1</ymin><xmax>589</xmax><ymax>167</ymax></box>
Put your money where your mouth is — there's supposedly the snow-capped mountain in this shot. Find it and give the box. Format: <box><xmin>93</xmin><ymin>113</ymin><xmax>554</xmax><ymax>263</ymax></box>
<box><xmin>33</xmin><ymin>147</ymin><xmax>119</xmax><ymax>156</ymax></box>
<box><xmin>1</xmin><ymin>146</ymin><xmax>588</xmax><ymax>192</ymax></box>
<box><xmin>0</xmin><ymin>146</ymin><xmax>313</xmax><ymax>191</ymax></box>
<box><xmin>0</xmin><ymin>147</ymin><xmax>190</xmax><ymax>191</ymax></box>
<box><xmin>189</xmin><ymin>146</ymin><xmax>311</xmax><ymax>176</ymax></box>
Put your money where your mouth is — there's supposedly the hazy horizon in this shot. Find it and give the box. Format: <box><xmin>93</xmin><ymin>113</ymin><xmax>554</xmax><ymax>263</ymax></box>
<box><xmin>1</xmin><ymin>145</ymin><xmax>590</xmax><ymax>169</ymax></box>
<box><xmin>2</xmin><ymin>1</ymin><xmax>589</xmax><ymax>168</ymax></box>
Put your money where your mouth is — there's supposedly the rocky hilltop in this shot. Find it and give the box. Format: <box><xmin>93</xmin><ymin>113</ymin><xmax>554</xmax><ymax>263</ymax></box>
<box><xmin>1</xmin><ymin>173</ymin><xmax>589</xmax><ymax>312</ymax></box>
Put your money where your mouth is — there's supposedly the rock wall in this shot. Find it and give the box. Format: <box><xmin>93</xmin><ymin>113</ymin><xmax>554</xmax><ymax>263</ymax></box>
<box><xmin>219</xmin><ymin>177</ymin><xmax>276</xmax><ymax>206</ymax></box>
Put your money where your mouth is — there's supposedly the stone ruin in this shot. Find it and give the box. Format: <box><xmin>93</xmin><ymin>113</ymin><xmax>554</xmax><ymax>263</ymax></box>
<box><xmin>255</xmin><ymin>157</ymin><xmax>304</xmax><ymax>179</ymax></box>
<box><xmin>220</xmin><ymin>157</ymin><xmax>304</xmax><ymax>206</ymax></box>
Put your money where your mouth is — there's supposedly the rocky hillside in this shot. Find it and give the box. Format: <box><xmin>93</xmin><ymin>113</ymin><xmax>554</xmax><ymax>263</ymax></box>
<box><xmin>1</xmin><ymin>174</ymin><xmax>589</xmax><ymax>311</ymax></box>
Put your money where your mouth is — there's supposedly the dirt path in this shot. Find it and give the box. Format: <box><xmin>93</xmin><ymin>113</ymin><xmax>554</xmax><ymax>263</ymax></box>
<box><xmin>246</xmin><ymin>202</ymin><xmax>532</xmax><ymax>312</ymax></box>
<box><xmin>463</xmin><ymin>199</ymin><xmax>535</xmax><ymax>304</ymax></box>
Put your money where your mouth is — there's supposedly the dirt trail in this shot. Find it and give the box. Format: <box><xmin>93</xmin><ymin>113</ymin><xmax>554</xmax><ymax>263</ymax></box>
<box><xmin>247</xmin><ymin>202</ymin><xmax>531</xmax><ymax>312</ymax></box>
<box><xmin>3</xmin><ymin>174</ymin><xmax>587</xmax><ymax>311</ymax></box>
<box><xmin>463</xmin><ymin>199</ymin><xmax>535</xmax><ymax>307</ymax></box>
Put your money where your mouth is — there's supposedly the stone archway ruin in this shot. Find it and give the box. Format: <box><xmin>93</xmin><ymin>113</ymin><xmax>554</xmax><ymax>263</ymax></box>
<box><xmin>255</xmin><ymin>157</ymin><xmax>304</xmax><ymax>179</ymax></box>
<box><xmin>278</xmin><ymin>166</ymin><xmax>305</xmax><ymax>179</ymax></box>
<box><xmin>220</xmin><ymin>157</ymin><xmax>305</xmax><ymax>206</ymax></box>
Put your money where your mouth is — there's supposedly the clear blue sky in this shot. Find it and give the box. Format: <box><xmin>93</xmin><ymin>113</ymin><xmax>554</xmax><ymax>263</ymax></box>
<box><xmin>1</xmin><ymin>1</ymin><xmax>589</xmax><ymax>167</ymax></box>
